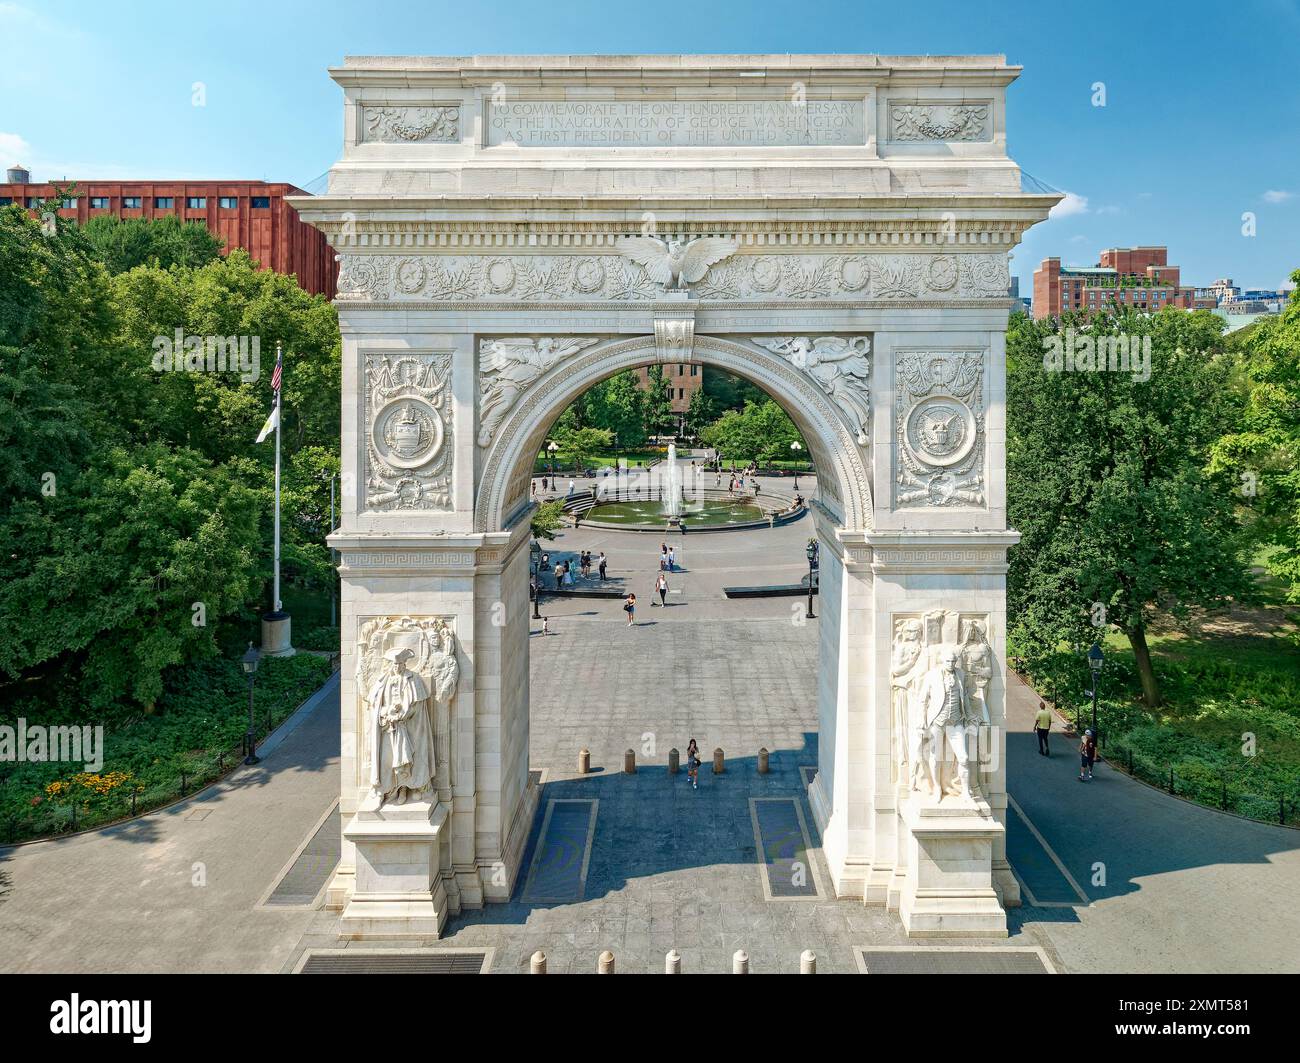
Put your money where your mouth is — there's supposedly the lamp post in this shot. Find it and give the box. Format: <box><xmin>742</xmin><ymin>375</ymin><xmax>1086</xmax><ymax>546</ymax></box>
<box><xmin>530</xmin><ymin>539</ymin><xmax>542</xmax><ymax>620</ymax></box>
<box><xmin>546</xmin><ymin>440</ymin><xmax>560</xmax><ymax>481</ymax></box>
<box><xmin>804</xmin><ymin>539</ymin><xmax>818</xmax><ymax>620</ymax></box>
<box><xmin>1087</xmin><ymin>641</ymin><xmax>1104</xmax><ymax>740</ymax></box>
<box><xmin>790</xmin><ymin>441</ymin><xmax>803</xmax><ymax>491</ymax></box>
<box><xmin>241</xmin><ymin>642</ymin><xmax>261</xmax><ymax>765</ymax></box>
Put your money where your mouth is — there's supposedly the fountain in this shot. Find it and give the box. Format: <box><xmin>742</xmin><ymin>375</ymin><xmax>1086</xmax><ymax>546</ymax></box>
<box><xmin>663</xmin><ymin>443</ymin><xmax>683</xmax><ymax>520</ymax></box>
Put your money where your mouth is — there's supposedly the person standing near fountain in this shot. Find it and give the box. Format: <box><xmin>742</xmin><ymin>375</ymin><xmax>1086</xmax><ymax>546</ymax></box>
<box><xmin>654</xmin><ymin>571</ymin><xmax>669</xmax><ymax>606</ymax></box>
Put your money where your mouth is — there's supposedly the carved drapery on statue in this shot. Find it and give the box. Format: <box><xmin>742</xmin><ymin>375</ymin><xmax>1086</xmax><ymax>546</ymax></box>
<box><xmin>477</xmin><ymin>337</ymin><xmax>599</xmax><ymax>447</ymax></box>
<box><xmin>890</xmin><ymin>610</ymin><xmax>992</xmax><ymax>801</ymax></box>
<box><xmin>356</xmin><ymin>617</ymin><xmax>460</xmax><ymax>808</ymax></box>
<box><xmin>751</xmin><ymin>335</ymin><xmax>872</xmax><ymax>446</ymax></box>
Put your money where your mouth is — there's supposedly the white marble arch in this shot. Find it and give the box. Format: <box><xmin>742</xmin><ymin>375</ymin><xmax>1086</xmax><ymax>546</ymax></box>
<box><xmin>297</xmin><ymin>52</ymin><xmax>1060</xmax><ymax>940</ymax></box>
<box><xmin>476</xmin><ymin>333</ymin><xmax>873</xmax><ymax>534</ymax></box>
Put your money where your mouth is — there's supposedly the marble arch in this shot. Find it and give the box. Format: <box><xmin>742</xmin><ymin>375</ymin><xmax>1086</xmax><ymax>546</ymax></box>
<box><xmin>293</xmin><ymin>53</ymin><xmax>1059</xmax><ymax>940</ymax></box>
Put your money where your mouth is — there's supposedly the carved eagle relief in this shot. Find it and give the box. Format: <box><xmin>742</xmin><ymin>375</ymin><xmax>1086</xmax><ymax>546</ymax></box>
<box><xmin>615</xmin><ymin>235</ymin><xmax>739</xmax><ymax>290</ymax></box>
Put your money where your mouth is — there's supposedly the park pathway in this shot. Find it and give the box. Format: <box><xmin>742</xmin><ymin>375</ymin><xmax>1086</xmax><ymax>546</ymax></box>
<box><xmin>1004</xmin><ymin>672</ymin><xmax>1300</xmax><ymax>972</ymax></box>
<box><xmin>0</xmin><ymin>674</ymin><xmax>340</xmax><ymax>973</ymax></box>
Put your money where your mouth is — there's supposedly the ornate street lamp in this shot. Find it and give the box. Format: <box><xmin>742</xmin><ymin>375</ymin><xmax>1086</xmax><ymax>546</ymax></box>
<box><xmin>530</xmin><ymin>539</ymin><xmax>542</xmax><ymax>620</ymax></box>
<box><xmin>790</xmin><ymin>441</ymin><xmax>803</xmax><ymax>491</ymax></box>
<box><xmin>805</xmin><ymin>539</ymin><xmax>818</xmax><ymax>620</ymax></box>
<box><xmin>241</xmin><ymin>642</ymin><xmax>261</xmax><ymax>765</ymax></box>
<box><xmin>1087</xmin><ymin>642</ymin><xmax>1104</xmax><ymax>740</ymax></box>
<box><xmin>546</xmin><ymin>440</ymin><xmax>560</xmax><ymax>478</ymax></box>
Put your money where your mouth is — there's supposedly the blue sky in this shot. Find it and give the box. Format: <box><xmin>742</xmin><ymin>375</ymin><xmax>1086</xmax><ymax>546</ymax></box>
<box><xmin>2</xmin><ymin>0</ymin><xmax>1297</xmax><ymax>291</ymax></box>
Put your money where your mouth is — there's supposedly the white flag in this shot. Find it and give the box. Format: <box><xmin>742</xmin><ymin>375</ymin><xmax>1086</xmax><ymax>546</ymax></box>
<box><xmin>255</xmin><ymin>404</ymin><xmax>279</xmax><ymax>443</ymax></box>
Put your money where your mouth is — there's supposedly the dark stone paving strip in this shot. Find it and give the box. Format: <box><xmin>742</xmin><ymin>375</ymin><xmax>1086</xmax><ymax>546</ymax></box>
<box><xmin>265</xmin><ymin>807</ymin><xmax>341</xmax><ymax>907</ymax></box>
<box><xmin>753</xmin><ymin>798</ymin><xmax>819</xmax><ymax>898</ymax></box>
<box><xmin>522</xmin><ymin>799</ymin><xmax>598</xmax><ymax>903</ymax></box>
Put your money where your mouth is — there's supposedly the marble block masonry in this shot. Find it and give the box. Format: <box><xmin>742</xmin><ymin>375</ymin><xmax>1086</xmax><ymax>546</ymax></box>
<box><xmin>290</xmin><ymin>54</ymin><xmax>1059</xmax><ymax>938</ymax></box>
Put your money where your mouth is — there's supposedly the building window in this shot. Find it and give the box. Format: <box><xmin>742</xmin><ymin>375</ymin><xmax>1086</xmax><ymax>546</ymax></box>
<box><xmin>122</xmin><ymin>196</ymin><xmax>142</xmax><ymax>209</ymax></box>
<box><xmin>0</xmin><ymin>197</ymin><xmax>11</xmax><ymax>206</ymax></box>
<box><xmin>250</xmin><ymin>196</ymin><xmax>270</xmax><ymax>208</ymax></box>
<box><xmin>186</xmin><ymin>196</ymin><xmax>207</xmax><ymax>209</ymax></box>
<box><xmin>61</xmin><ymin>197</ymin><xmax>77</xmax><ymax>209</ymax></box>
<box><xmin>89</xmin><ymin>196</ymin><xmax>110</xmax><ymax>209</ymax></box>
<box><xmin>219</xmin><ymin>196</ymin><xmax>238</xmax><ymax>209</ymax></box>
<box><xmin>155</xmin><ymin>197</ymin><xmax>174</xmax><ymax>209</ymax></box>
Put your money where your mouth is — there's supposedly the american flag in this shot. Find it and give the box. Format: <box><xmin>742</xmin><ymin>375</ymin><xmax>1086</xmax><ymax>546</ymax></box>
<box><xmin>270</xmin><ymin>346</ymin><xmax>283</xmax><ymax>396</ymax></box>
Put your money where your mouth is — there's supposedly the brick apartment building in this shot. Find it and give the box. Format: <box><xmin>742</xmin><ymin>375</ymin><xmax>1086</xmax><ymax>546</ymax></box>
<box><xmin>1033</xmin><ymin>246</ymin><xmax>1215</xmax><ymax>320</ymax></box>
<box><xmin>637</xmin><ymin>362</ymin><xmax>704</xmax><ymax>423</ymax></box>
<box><xmin>0</xmin><ymin>168</ymin><xmax>335</xmax><ymax>298</ymax></box>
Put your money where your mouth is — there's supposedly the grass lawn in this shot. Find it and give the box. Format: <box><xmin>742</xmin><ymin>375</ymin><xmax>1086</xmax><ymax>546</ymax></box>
<box><xmin>1014</xmin><ymin>572</ymin><xmax>1300</xmax><ymax>825</ymax></box>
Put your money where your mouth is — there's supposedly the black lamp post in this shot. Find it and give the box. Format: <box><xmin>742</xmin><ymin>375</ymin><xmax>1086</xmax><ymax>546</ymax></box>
<box><xmin>1087</xmin><ymin>641</ymin><xmax>1104</xmax><ymax>740</ymax></box>
<box><xmin>791</xmin><ymin>441</ymin><xmax>802</xmax><ymax>491</ymax></box>
<box><xmin>241</xmin><ymin>642</ymin><xmax>261</xmax><ymax>765</ymax></box>
<box><xmin>530</xmin><ymin>539</ymin><xmax>542</xmax><ymax>620</ymax></box>
<box><xmin>805</xmin><ymin>539</ymin><xmax>818</xmax><ymax>619</ymax></box>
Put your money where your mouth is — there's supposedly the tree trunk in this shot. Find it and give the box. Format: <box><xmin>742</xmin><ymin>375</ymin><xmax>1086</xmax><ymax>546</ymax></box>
<box><xmin>1127</xmin><ymin>621</ymin><xmax>1163</xmax><ymax>708</ymax></box>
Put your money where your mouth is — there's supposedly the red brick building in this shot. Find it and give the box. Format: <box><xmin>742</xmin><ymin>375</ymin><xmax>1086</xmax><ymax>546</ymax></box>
<box><xmin>637</xmin><ymin>362</ymin><xmax>704</xmax><ymax>421</ymax></box>
<box><xmin>1033</xmin><ymin>246</ymin><xmax>1214</xmax><ymax>319</ymax></box>
<box><xmin>0</xmin><ymin>171</ymin><xmax>335</xmax><ymax>298</ymax></box>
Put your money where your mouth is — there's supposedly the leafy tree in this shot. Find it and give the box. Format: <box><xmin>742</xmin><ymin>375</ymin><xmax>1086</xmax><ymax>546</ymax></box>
<box><xmin>551</xmin><ymin>425</ymin><xmax>613</xmax><ymax>472</ymax></box>
<box><xmin>592</xmin><ymin>370</ymin><xmax>647</xmax><ymax>447</ymax></box>
<box><xmin>683</xmin><ymin>387</ymin><xmax>717</xmax><ymax>438</ymax></box>
<box><xmin>643</xmin><ymin>364</ymin><xmax>674</xmax><ymax>438</ymax></box>
<box><xmin>530</xmin><ymin>500</ymin><xmax>566</xmax><ymax>541</ymax></box>
<box><xmin>1007</xmin><ymin>309</ymin><xmax>1254</xmax><ymax>707</ymax></box>
<box><xmin>81</xmin><ymin>214</ymin><xmax>225</xmax><ymax>274</ymax></box>
<box><xmin>1211</xmin><ymin>271</ymin><xmax>1300</xmax><ymax>599</ymax></box>
<box><xmin>703</xmin><ymin>366</ymin><xmax>765</xmax><ymax>411</ymax></box>
<box><xmin>700</xmin><ymin>399</ymin><xmax>801</xmax><ymax>464</ymax></box>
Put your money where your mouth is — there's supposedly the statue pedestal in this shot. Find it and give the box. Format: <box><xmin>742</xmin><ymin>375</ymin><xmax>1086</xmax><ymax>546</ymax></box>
<box><xmin>340</xmin><ymin>798</ymin><xmax>449</xmax><ymax>939</ymax></box>
<box><xmin>897</xmin><ymin>794</ymin><xmax>1007</xmax><ymax>938</ymax></box>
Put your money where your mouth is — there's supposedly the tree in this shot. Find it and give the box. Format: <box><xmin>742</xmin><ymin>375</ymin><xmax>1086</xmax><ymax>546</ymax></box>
<box><xmin>643</xmin><ymin>365</ymin><xmax>674</xmax><ymax>438</ymax></box>
<box><xmin>551</xmin><ymin>425</ymin><xmax>613</xmax><ymax>472</ymax></box>
<box><xmin>700</xmin><ymin>399</ymin><xmax>801</xmax><ymax>465</ymax></box>
<box><xmin>593</xmin><ymin>370</ymin><xmax>647</xmax><ymax>447</ymax></box>
<box><xmin>703</xmin><ymin>366</ymin><xmax>765</xmax><ymax>411</ymax></box>
<box><xmin>1007</xmin><ymin>309</ymin><xmax>1254</xmax><ymax>707</ymax></box>
<box><xmin>1211</xmin><ymin>271</ymin><xmax>1300</xmax><ymax>599</ymax></box>
<box><xmin>530</xmin><ymin>500</ymin><xmax>566</xmax><ymax>541</ymax></box>
<box><xmin>683</xmin><ymin>387</ymin><xmax>717</xmax><ymax>438</ymax></box>
<box><xmin>81</xmin><ymin>214</ymin><xmax>225</xmax><ymax>274</ymax></box>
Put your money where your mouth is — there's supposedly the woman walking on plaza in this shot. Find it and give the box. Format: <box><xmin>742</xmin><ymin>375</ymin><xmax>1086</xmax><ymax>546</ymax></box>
<box><xmin>654</xmin><ymin>571</ymin><xmax>669</xmax><ymax>607</ymax></box>
<box><xmin>623</xmin><ymin>592</ymin><xmax>637</xmax><ymax>627</ymax></box>
<box><xmin>686</xmin><ymin>738</ymin><xmax>700</xmax><ymax>790</ymax></box>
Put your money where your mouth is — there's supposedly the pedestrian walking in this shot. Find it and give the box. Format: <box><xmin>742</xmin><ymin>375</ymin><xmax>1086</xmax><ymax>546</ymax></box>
<box><xmin>654</xmin><ymin>572</ymin><xmax>669</xmax><ymax>606</ymax></box>
<box><xmin>541</xmin><ymin>476</ymin><xmax>549</xmax><ymax>493</ymax></box>
<box><xmin>541</xmin><ymin>616</ymin><xmax>550</xmax><ymax>636</ymax></box>
<box><xmin>686</xmin><ymin>738</ymin><xmax>700</xmax><ymax>789</ymax></box>
<box><xmin>1078</xmin><ymin>729</ymin><xmax>1097</xmax><ymax>781</ymax></box>
<box><xmin>667</xmin><ymin>546</ymin><xmax>676</xmax><ymax>571</ymax></box>
<box><xmin>598</xmin><ymin>552</ymin><xmax>607</xmax><ymax>581</ymax></box>
<box><xmin>1034</xmin><ymin>701</ymin><xmax>1052</xmax><ymax>756</ymax></box>
<box><xmin>568</xmin><ymin>478</ymin><xmax>575</xmax><ymax>496</ymax></box>
<box><xmin>623</xmin><ymin>592</ymin><xmax>636</xmax><ymax>627</ymax></box>
<box><xmin>553</xmin><ymin>561</ymin><xmax>563</xmax><ymax>589</ymax></box>
<box><xmin>660</xmin><ymin>543</ymin><xmax>668</xmax><ymax>570</ymax></box>
<box><xmin>531</xmin><ymin>480</ymin><xmax>537</xmax><ymax>497</ymax></box>
<box><xmin>563</xmin><ymin>560</ymin><xmax>574</xmax><ymax>586</ymax></box>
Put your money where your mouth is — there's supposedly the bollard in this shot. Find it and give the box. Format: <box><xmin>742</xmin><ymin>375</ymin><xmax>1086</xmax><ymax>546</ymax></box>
<box><xmin>732</xmin><ymin>949</ymin><xmax>748</xmax><ymax>974</ymax></box>
<box><xmin>713</xmin><ymin>747</ymin><xmax>725</xmax><ymax>775</ymax></box>
<box><xmin>758</xmin><ymin>747</ymin><xmax>769</xmax><ymax>774</ymax></box>
<box><xmin>598</xmin><ymin>950</ymin><xmax>615</xmax><ymax>974</ymax></box>
<box><xmin>578</xmin><ymin>748</ymin><xmax>590</xmax><ymax>775</ymax></box>
<box><xmin>668</xmin><ymin>748</ymin><xmax>680</xmax><ymax>774</ymax></box>
<box><xmin>624</xmin><ymin>749</ymin><xmax>636</xmax><ymax>774</ymax></box>
<box><xmin>530</xmin><ymin>951</ymin><xmax>547</xmax><ymax>974</ymax></box>
<box><xmin>665</xmin><ymin>948</ymin><xmax>681</xmax><ymax>974</ymax></box>
<box><xmin>800</xmin><ymin>949</ymin><xmax>817</xmax><ymax>974</ymax></box>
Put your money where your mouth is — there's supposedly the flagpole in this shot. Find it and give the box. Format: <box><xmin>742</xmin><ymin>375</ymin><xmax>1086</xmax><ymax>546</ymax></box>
<box><xmin>273</xmin><ymin>341</ymin><xmax>282</xmax><ymax>613</ymax></box>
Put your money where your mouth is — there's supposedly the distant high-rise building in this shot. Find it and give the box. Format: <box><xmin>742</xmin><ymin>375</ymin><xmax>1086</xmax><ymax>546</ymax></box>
<box><xmin>0</xmin><ymin>170</ymin><xmax>335</xmax><ymax>298</ymax></box>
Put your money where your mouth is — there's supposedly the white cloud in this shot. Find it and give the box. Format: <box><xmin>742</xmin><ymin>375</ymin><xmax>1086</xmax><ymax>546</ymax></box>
<box><xmin>1069</xmin><ymin>234</ymin><xmax>1090</xmax><ymax>243</ymax></box>
<box><xmin>1095</xmin><ymin>204</ymin><xmax>1122</xmax><ymax>216</ymax></box>
<box><xmin>1049</xmin><ymin>191</ymin><xmax>1089</xmax><ymax>219</ymax></box>
<box><xmin>1263</xmin><ymin>189</ymin><xmax>1294</xmax><ymax>204</ymax></box>
<box><xmin>0</xmin><ymin>131</ymin><xmax>32</xmax><ymax>164</ymax></box>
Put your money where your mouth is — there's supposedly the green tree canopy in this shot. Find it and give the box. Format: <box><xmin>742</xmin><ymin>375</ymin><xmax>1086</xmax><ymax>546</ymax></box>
<box><xmin>699</xmin><ymin>398</ymin><xmax>801</xmax><ymax>465</ymax></box>
<box><xmin>1007</xmin><ymin>308</ymin><xmax>1254</xmax><ymax>707</ymax></box>
<box><xmin>81</xmin><ymin>214</ymin><xmax>225</xmax><ymax>274</ymax></box>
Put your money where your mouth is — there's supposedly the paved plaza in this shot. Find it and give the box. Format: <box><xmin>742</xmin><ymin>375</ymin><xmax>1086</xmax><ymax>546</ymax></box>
<box><xmin>1</xmin><ymin>513</ymin><xmax>1298</xmax><ymax>972</ymax></box>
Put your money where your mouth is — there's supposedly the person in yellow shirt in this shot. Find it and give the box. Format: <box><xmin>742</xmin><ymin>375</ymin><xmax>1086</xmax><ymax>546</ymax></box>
<box><xmin>1033</xmin><ymin>701</ymin><xmax>1053</xmax><ymax>757</ymax></box>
